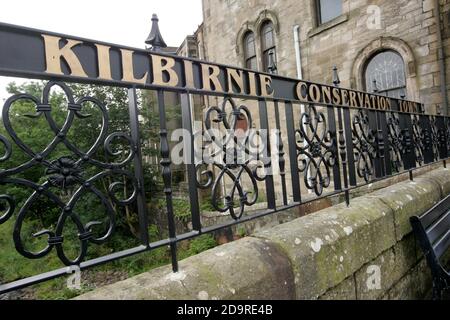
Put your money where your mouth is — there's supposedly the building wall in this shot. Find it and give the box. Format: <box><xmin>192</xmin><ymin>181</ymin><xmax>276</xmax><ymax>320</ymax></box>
<box><xmin>200</xmin><ymin>0</ymin><xmax>450</xmax><ymax>114</ymax></box>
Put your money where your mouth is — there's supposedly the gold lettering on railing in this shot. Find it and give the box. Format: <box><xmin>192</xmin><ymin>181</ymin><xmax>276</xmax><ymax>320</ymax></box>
<box><xmin>39</xmin><ymin>33</ymin><xmax>417</xmax><ymax>113</ymax></box>
<box><xmin>42</xmin><ymin>35</ymin><xmax>88</xmax><ymax>77</ymax></box>
<box><xmin>248</xmin><ymin>72</ymin><xmax>258</xmax><ymax>96</ymax></box>
<box><xmin>226</xmin><ymin>68</ymin><xmax>244</xmax><ymax>94</ymax></box>
<box><xmin>120</xmin><ymin>49</ymin><xmax>147</xmax><ymax>84</ymax></box>
<box><xmin>183</xmin><ymin>60</ymin><xmax>195</xmax><ymax>88</ymax></box>
<box><xmin>95</xmin><ymin>44</ymin><xmax>112</xmax><ymax>80</ymax></box>
<box><xmin>201</xmin><ymin>63</ymin><xmax>223</xmax><ymax>92</ymax></box>
<box><xmin>259</xmin><ymin>74</ymin><xmax>274</xmax><ymax>98</ymax></box>
<box><xmin>152</xmin><ymin>54</ymin><xmax>179</xmax><ymax>87</ymax></box>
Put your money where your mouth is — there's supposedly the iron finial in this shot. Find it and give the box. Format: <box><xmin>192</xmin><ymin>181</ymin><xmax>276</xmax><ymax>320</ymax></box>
<box><xmin>332</xmin><ymin>66</ymin><xmax>340</xmax><ymax>87</ymax></box>
<box><xmin>267</xmin><ymin>50</ymin><xmax>278</xmax><ymax>74</ymax></box>
<box><xmin>145</xmin><ymin>14</ymin><xmax>168</xmax><ymax>51</ymax></box>
<box><xmin>372</xmin><ymin>79</ymin><xmax>379</xmax><ymax>93</ymax></box>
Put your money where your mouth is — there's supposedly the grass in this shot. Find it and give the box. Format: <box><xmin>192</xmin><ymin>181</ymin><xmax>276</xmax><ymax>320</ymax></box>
<box><xmin>0</xmin><ymin>217</ymin><xmax>217</xmax><ymax>300</ymax></box>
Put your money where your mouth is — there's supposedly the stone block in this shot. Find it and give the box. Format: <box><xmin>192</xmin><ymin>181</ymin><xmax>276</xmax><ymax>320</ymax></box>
<box><xmin>74</xmin><ymin>237</ymin><xmax>295</xmax><ymax>300</ymax></box>
<box><xmin>422</xmin><ymin>166</ymin><xmax>450</xmax><ymax>196</ymax></box>
<box><xmin>354</xmin><ymin>234</ymin><xmax>418</xmax><ymax>299</ymax></box>
<box><xmin>319</xmin><ymin>276</ymin><xmax>356</xmax><ymax>300</ymax></box>
<box><xmin>386</xmin><ymin>259</ymin><xmax>432</xmax><ymax>300</ymax></box>
<box><xmin>367</xmin><ymin>178</ymin><xmax>440</xmax><ymax>241</ymax></box>
<box><xmin>254</xmin><ymin>197</ymin><xmax>395</xmax><ymax>299</ymax></box>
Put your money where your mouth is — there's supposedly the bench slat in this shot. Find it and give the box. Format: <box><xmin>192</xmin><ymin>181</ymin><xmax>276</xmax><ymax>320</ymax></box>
<box><xmin>427</xmin><ymin>210</ymin><xmax>450</xmax><ymax>244</ymax></box>
<box><xmin>433</xmin><ymin>228</ymin><xmax>450</xmax><ymax>259</ymax></box>
<box><xmin>420</xmin><ymin>194</ymin><xmax>450</xmax><ymax>228</ymax></box>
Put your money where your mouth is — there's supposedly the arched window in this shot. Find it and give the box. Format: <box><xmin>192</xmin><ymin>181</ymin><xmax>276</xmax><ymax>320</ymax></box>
<box><xmin>364</xmin><ymin>50</ymin><xmax>407</xmax><ymax>98</ymax></box>
<box><xmin>261</xmin><ymin>21</ymin><xmax>277</xmax><ymax>73</ymax></box>
<box><xmin>243</xmin><ymin>32</ymin><xmax>257</xmax><ymax>70</ymax></box>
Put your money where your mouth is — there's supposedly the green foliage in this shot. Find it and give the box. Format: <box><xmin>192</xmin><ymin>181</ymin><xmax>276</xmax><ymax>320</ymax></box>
<box><xmin>172</xmin><ymin>198</ymin><xmax>191</xmax><ymax>223</ymax></box>
<box><xmin>200</xmin><ymin>195</ymin><xmax>216</xmax><ymax>212</ymax></box>
<box><xmin>237</xmin><ymin>227</ymin><xmax>248</xmax><ymax>238</ymax></box>
<box><xmin>0</xmin><ymin>81</ymin><xmax>218</xmax><ymax>300</ymax></box>
<box><xmin>186</xmin><ymin>234</ymin><xmax>217</xmax><ymax>256</ymax></box>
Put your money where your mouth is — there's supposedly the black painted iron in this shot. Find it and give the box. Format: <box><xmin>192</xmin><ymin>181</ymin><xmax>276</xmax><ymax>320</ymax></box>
<box><xmin>410</xmin><ymin>195</ymin><xmax>450</xmax><ymax>300</ymax></box>
<box><xmin>0</xmin><ymin>23</ymin><xmax>449</xmax><ymax>295</ymax></box>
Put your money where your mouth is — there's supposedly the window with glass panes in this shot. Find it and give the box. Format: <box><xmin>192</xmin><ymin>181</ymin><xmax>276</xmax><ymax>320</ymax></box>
<box><xmin>364</xmin><ymin>50</ymin><xmax>407</xmax><ymax>99</ymax></box>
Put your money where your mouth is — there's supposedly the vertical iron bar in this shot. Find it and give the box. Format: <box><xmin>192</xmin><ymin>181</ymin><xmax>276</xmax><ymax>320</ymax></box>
<box><xmin>156</xmin><ymin>90</ymin><xmax>178</xmax><ymax>272</ymax></box>
<box><xmin>399</xmin><ymin>113</ymin><xmax>415</xmax><ymax>170</ymax></box>
<box><xmin>285</xmin><ymin>102</ymin><xmax>301</xmax><ymax>203</ymax></box>
<box><xmin>180</xmin><ymin>93</ymin><xmax>202</xmax><ymax>232</ymax></box>
<box><xmin>380</xmin><ymin>111</ymin><xmax>391</xmax><ymax>176</ymax></box>
<box><xmin>343</xmin><ymin>108</ymin><xmax>357</xmax><ymax>186</ymax></box>
<box><xmin>336</xmin><ymin>107</ymin><xmax>350</xmax><ymax>206</ymax></box>
<box><xmin>258</xmin><ymin>99</ymin><xmax>276</xmax><ymax>209</ymax></box>
<box><xmin>127</xmin><ymin>87</ymin><xmax>150</xmax><ymax>246</ymax></box>
<box><xmin>274</xmin><ymin>101</ymin><xmax>288</xmax><ymax>205</ymax></box>
<box><xmin>368</xmin><ymin>110</ymin><xmax>383</xmax><ymax>178</ymax></box>
<box><xmin>420</xmin><ymin>114</ymin><xmax>434</xmax><ymax>164</ymax></box>
<box><xmin>436</xmin><ymin>115</ymin><xmax>448</xmax><ymax>159</ymax></box>
<box><xmin>326</xmin><ymin>106</ymin><xmax>342</xmax><ymax>191</ymax></box>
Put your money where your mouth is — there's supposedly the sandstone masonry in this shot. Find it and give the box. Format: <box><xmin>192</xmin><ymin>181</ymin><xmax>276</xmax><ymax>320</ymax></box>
<box><xmin>75</xmin><ymin>167</ymin><xmax>450</xmax><ymax>300</ymax></box>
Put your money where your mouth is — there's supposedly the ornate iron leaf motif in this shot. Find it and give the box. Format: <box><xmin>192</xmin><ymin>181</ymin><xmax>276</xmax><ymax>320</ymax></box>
<box><xmin>430</xmin><ymin>116</ymin><xmax>440</xmax><ymax>162</ymax></box>
<box><xmin>46</xmin><ymin>157</ymin><xmax>83</xmax><ymax>188</ymax></box>
<box><xmin>352</xmin><ymin>109</ymin><xmax>377</xmax><ymax>183</ymax></box>
<box><xmin>411</xmin><ymin>114</ymin><xmax>425</xmax><ymax>166</ymax></box>
<box><xmin>387</xmin><ymin>113</ymin><xmax>405</xmax><ymax>173</ymax></box>
<box><xmin>0</xmin><ymin>82</ymin><xmax>137</xmax><ymax>266</ymax></box>
<box><xmin>296</xmin><ymin>104</ymin><xmax>336</xmax><ymax>196</ymax></box>
<box><xmin>198</xmin><ymin>97</ymin><xmax>261</xmax><ymax>220</ymax></box>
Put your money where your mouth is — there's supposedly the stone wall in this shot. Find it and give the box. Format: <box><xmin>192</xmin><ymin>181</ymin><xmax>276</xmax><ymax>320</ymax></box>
<box><xmin>199</xmin><ymin>0</ymin><xmax>450</xmax><ymax>113</ymax></box>
<box><xmin>75</xmin><ymin>166</ymin><xmax>450</xmax><ymax>300</ymax></box>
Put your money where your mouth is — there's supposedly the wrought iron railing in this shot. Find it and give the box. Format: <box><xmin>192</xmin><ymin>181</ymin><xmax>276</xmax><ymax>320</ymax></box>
<box><xmin>0</xmin><ymin>22</ymin><xmax>449</xmax><ymax>294</ymax></box>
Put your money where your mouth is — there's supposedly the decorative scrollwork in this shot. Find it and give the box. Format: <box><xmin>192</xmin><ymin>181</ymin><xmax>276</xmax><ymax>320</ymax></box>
<box><xmin>387</xmin><ymin>113</ymin><xmax>405</xmax><ymax>173</ymax></box>
<box><xmin>296</xmin><ymin>104</ymin><xmax>336</xmax><ymax>196</ymax></box>
<box><xmin>352</xmin><ymin>110</ymin><xmax>377</xmax><ymax>182</ymax></box>
<box><xmin>411</xmin><ymin>115</ymin><xmax>425</xmax><ymax>166</ymax></box>
<box><xmin>199</xmin><ymin>97</ymin><xmax>261</xmax><ymax>220</ymax></box>
<box><xmin>0</xmin><ymin>81</ymin><xmax>137</xmax><ymax>266</ymax></box>
<box><xmin>430</xmin><ymin>116</ymin><xmax>440</xmax><ymax>162</ymax></box>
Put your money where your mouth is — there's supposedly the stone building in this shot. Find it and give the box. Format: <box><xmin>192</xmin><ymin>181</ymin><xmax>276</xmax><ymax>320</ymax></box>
<box><xmin>181</xmin><ymin>0</ymin><xmax>450</xmax><ymax>114</ymax></box>
<box><xmin>168</xmin><ymin>0</ymin><xmax>450</xmax><ymax>206</ymax></box>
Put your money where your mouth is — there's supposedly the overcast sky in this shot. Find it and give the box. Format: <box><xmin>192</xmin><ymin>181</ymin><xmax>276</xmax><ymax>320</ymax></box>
<box><xmin>0</xmin><ymin>0</ymin><xmax>203</xmax><ymax>102</ymax></box>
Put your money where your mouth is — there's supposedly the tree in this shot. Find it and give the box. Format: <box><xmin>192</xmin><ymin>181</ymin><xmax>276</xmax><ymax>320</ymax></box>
<box><xmin>0</xmin><ymin>81</ymin><xmax>163</xmax><ymax>242</ymax></box>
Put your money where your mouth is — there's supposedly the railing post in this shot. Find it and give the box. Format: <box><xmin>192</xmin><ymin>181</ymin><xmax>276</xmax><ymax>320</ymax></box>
<box><xmin>326</xmin><ymin>103</ymin><xmax>342</xmax><ymax>191</ymax></box>
<box><xmin>157</xmin><ymin>90</ymin><xmax>179</xmax><ymax>272</ymax></box>
<box><xmin>180</xmin><ymin>93</ymin><xmax>202</xmax><ymax>232</ymax></box>
<box><xmin>333</xmin><ymin>66</ymin><xmax>350</xmax><ymax>206</ymax></box>
<box><xmin>258</xmin><ymin>99</ymin><xmax>276</xmax><ymax>210</ymax></box>
<box><xmin>127</xmin><ymin>87</ymin><xmax>150</xmax><ymax>247</ymax></box>
<box><xmin>285</xmin><ymin>101</ymin><xmax>302</xmax><ymax>203</ymax></box>
<box><xmin>368</xmin><ymin>110</ymin><xmax>384</xmax><ymax>178</ymax></box>
<box><xmin>274</xmin><ymin>101</ymin><xmax>288</xmax><ymax>205</ymax></box>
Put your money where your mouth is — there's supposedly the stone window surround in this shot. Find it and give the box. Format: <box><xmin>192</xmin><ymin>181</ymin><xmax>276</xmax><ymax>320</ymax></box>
<box><xmin>308</xmin><ymin>13</ymin><xmax>348</xmax><ymax>38</ymax></box>
<box><xmin>308</xmin><ymin>0</ymin><xmax>349</xmax><ymax>38</ymax></box>
<box><xmin>236</xmin><ymin>10</ymin><xmax>280</xmax><ymax>71</ymax></box>
<box><xmin>351</xmin><ymin>37</ymin><xmax>419</xmax><ymax>102</ymax></box>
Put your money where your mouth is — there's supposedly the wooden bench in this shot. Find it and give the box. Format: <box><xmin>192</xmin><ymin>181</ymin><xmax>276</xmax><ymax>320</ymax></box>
<box><xmin>410</xmin><ymin>194</ymin><xmax>450</xmax><ymax>300</ymax></box>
